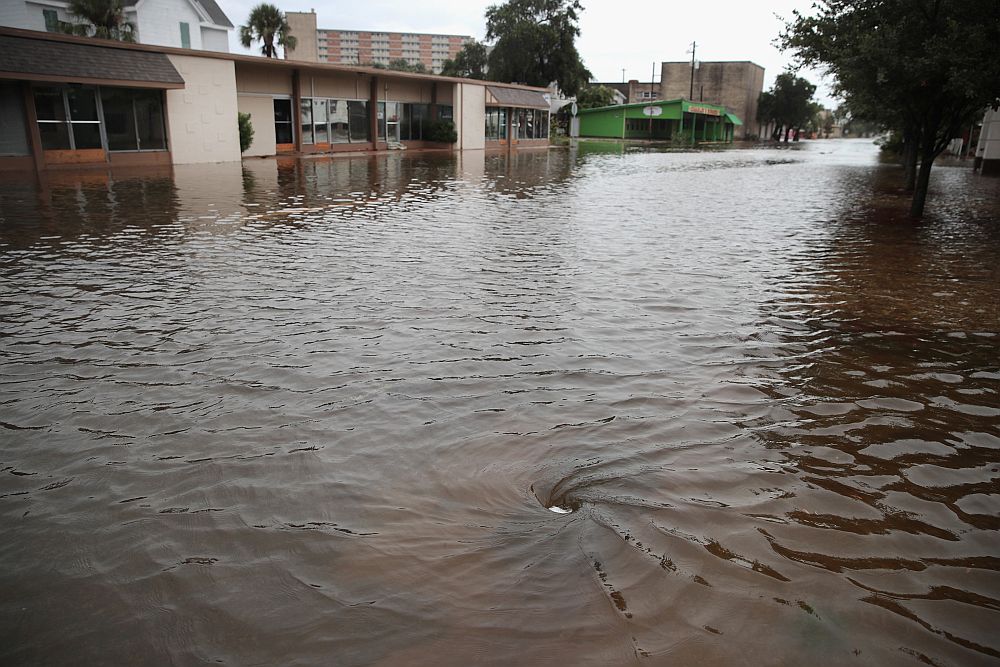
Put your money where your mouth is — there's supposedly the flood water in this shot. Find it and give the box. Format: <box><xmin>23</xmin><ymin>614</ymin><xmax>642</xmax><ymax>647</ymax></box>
<box><xmin>2</xmin><ymin>140</ymin><xmax>999</xmax><ymax>666</ymax></box>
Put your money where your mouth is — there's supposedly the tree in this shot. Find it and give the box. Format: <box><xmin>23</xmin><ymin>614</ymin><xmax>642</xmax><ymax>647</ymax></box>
<box><xmin>62</xmin><ymin>0</ymin><xmax>135</xmax><ymax>42</ymax></box>
<box><xmin>757</xmin><ymin>73</ymin><xmax>817</xmax><ymax>142</ymax></box>
<box><xmin>781</xmin><ymin>0</ymin><xmax>1000</xmax><ymax>217</ymax></box>
<box><xmin>440</xmin><ymin>41</ymin><xmax>489</xmax><ymax>79</ymax></box>
<box><xmin>239</xmin><ymin>3</ymin><xmax>296</xmax><ymax>59</ymax></box>
<box><xmin>576</xmin><ymin>85</ymin><xmax>615</xmax><ymax>109</ymax></box>
<box><xmin>383</xmin><ymin>59</ymin><xmax>427</xmax><ymax>74</ymax></box>
<box><xmin>485</xmin><ymin>0</ymin><xmax>591</xmax><ymax>95</ymax></box>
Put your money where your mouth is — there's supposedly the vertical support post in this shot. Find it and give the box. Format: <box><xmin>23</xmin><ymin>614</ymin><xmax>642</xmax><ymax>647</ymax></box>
<box><xmin>22</xmin><ymin>82</ymin><xmax>44</xmax><ymax>174</ymax></box>
<box><xmin>292</xmin><ymin>69</ymin><xmax>302</xmax><ymax>153</ymax></box>
<box><xmin>369</xmin><ymin>75</ymin><xmax>379</xmax><ymax>150</ymax></box>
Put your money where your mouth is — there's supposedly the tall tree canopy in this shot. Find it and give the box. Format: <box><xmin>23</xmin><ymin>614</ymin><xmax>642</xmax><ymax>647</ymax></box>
<box><xmin>240</xmin><ymin>3</ymin><xmax>296</xmax><ymax>59</ymax></box>
<box><xmin>440</xmin><ymin>41</ymin><xmax>489</xmax><ymax>79</ymax></box>
<box><xmin>576</xmin><ymin>84</ymin><xmax>615</xmax><ymax>110</ymax></box>
<box><xmin>485</xmin><ymin>0</ymin><xmax>591</xmax><ymax>95</ymax></box>
<box><xmin>757</xmin><ymin>73</ymin><xmax>818</xmax><ymax>142</ymax></box>
<box><xmin>781</xmin><ymin>0</ymin><xmax>1000</xmax><ymax>217</ymax></box>
<box><xmin>63</xmin><ymin>0</ymin><xmax>135</xmax><ymax>42</ymax></box>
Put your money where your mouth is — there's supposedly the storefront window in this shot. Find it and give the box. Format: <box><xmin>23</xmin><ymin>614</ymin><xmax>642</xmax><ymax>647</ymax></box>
<box><xmin>273</xmin><ymin>98</ymin><xmax>293</xmax><ymax>144</ymax></box>
<box><xmin>348</xmin><ymin>100</ymin><xmax>369</xmax><ymax>142</ymax></box>
<box><xmin>0</xmin><ymin>82</ymin><xmax>30</xmax><ymax>156</ymax></box>
<box><xmin>439</xmin><ymin>105</ymin><xmax>453</xmax><ymax>121</ymax></box>
<box><xmin>101</xmin><ymin>88</ymin><xmax>138</xmax><ymax>150</ymax></box>
<box><xmin>134</xmin><ymin>89</ymin><xmax>166</xmax><ymax>150</ymax></box>
<box><xmin>300</xmin><ymin>98</ymin><xmax>313</xmax><ymax>144</ymax></box>
<box><xmin>399</xmin><ymin>103</ymin><xmax>429</xmax><ymax>141</ymax></box>
<box><xmin>312</xmin><ymin>98</ymin><xmax>328</xmax><ymax>144</ymax></box>
<box><xmin>100</xmin><ymin>88</ymin><xmax>166</xmax><ymax>151</ymax></box>
<box><xmin>329</xmin><ymin>99</ymin><xmax>350</xmax><ymax>143</ymax></box>
<box><xmin>34</xmin><ymin>86</ymin><xmax>104</xmax><ymax>150</ymax></box>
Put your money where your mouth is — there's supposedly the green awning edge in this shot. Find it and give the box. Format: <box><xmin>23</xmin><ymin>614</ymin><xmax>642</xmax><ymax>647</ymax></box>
<box><xmin>726</xmin><ymin>112</ymin><xmax>744</xmax><ymax>126</ymax></box>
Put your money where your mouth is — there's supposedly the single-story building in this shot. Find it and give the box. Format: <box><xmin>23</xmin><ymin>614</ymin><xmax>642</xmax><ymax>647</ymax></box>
<box><xmin>577</xmin><ymin>99</ymin><xmax>742</xmax><ymax>143</ymax></box>
<box><xmin>0</xmin><ymin>27</ymin><xmax>551</xmax><ymax>172</ymax></box>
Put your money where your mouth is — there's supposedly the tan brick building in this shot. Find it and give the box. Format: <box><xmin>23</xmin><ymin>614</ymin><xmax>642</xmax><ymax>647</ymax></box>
<box><xmin>659</xmin><ymin>61</ymin><xmax>765</xmax><ymax>139</ymax></box>
<box><xmin>284</xmin><ymin>11</ymin><xmax>470</xmax><ymax>74</ymax></box>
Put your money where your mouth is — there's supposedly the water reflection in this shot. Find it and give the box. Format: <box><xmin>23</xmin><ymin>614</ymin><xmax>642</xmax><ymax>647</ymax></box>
<box><xmin>1</xmin><ymin>141</ymin><xmax>998</xmax><ymax>666</ymax></box>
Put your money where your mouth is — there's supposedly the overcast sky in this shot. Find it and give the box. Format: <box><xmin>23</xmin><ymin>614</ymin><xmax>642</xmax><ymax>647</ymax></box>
<box><xmin>218</xmin><ymin>0</ymin><xmax>835</xmax><ymax>105</ymax></box>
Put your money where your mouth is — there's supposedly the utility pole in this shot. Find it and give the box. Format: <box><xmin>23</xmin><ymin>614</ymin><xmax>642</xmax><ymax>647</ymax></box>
<box><xmin>621</xmin><ymin>68</ymin><xmax>626</xmax><ymax>83</ymax></box>
<box><xmin>688</xmin><ymin>41</ymin><xmax>697</xmax><ymax>99</ymax></box>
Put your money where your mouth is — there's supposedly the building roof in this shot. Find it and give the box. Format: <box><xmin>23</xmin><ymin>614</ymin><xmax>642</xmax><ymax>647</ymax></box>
<box><xmin>123</xmin><ymin>0</ymin><xmax>233</xmax><ymax>28</ymax></box>
<box><xmin>486</xmin><ymin>85</ymin><xmax>549</xmax><ymax>109</ymax></box>
<box><xmin>0</xmin><ymin>26</ymin><xmax>550</xmax><ymax>94</ymax></box>
<box><xmin>0</xmin><ymin>33</ymin><xmax>184</xmax><ymax>88</ymax></box>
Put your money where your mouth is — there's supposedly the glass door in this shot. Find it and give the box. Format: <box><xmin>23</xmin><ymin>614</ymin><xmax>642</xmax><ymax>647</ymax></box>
<box><xmin>384</xmin><ymin>102</ymin><xmax>400</xmax><ymax>142</ymax></box>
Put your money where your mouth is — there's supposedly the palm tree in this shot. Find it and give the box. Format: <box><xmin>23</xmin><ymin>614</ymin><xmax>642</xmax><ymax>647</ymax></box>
<box><xmin>239</xmin><ymin>4</ymin><xmax>296</xmax><ymax>59</ymax></box>
<box><xmin>64</xmin><ymin>0</ymin><xmax>136</xmax><ymax>42</ymax></box>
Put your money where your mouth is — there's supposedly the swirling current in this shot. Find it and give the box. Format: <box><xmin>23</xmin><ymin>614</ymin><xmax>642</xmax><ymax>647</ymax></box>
<box><xmin>1</xmin><ymin>140</ymin><xmax>999</xmax><ymax>666</ymax></box>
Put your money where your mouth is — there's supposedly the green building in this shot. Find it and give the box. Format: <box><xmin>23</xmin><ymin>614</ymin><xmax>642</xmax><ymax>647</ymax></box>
<box><xmin>577</xmin><ymin>99</ymin><xmax>742</xmax><ymax>143</ymax></box>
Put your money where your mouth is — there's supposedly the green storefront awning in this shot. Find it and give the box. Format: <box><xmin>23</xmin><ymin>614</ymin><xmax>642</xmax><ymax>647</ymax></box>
<box><xmin>726</xmin><ymin>112</ymin><xmax>744</xmax><ymax>126</ymax></box>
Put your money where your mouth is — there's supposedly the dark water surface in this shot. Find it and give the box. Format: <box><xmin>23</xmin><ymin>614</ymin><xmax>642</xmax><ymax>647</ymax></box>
<box><xmin>2</xmin><ymin>140</ymin><xmax>999</xmax><ymax>666</ymax></box>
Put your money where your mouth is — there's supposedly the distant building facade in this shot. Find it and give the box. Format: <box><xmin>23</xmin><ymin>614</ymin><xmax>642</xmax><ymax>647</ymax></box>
<box><xmin>659</xmin><ymin>61</ymin><xmax>764</xmax><ymax>139</ymax></box>
<box><xmin>577</xmin><ymin>99</ymin><xmax>742</xmax><ymax>143</ymax></box>
<box><xmin>0</xmin><ymin>0</ymin><xmax>233</xmax><ymax>51</ymax></box>
<box><xmin>285</xmin><ymin>11</ymin><xmax>470</xmax><ymax>74</ymax></box>
<box><xmin>592</xmin><ymin>80</ymin><xmax>659</xmax><ymax>105</ymax></box>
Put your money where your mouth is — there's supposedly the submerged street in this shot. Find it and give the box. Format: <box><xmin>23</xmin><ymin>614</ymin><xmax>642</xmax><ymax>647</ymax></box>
<box><xmin>1</xmin><ymin>140</ymin><xmax>999</xmax><ymax>665</ymax></box>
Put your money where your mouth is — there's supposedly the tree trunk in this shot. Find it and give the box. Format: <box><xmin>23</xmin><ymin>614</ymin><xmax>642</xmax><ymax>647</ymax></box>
<box><xmin>902</xmin><ymin>140</ymin><xmax>917</xmax><ymax>191</ymax></box>
<box><xmin>910</xmin><ymin>141</ymin><xmax>935</xmax><ymax>218</ymax></box>
<box><xmin>783</xmin><ymin>126</ymin><xmax>790</xmax><ymax>143</ymax></box>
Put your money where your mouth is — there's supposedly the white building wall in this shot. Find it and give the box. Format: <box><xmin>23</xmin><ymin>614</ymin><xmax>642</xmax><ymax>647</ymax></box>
<box><xmin>134</xmin><ymin>0</ymin><xmax>204</xmax><ymax>49</ymax></box>
<box><xmin>456</xmin><ymin>82</ymin><xmax>485</xmax><ymax>151</ymax></box>
<box><xmin>3</xmin><ymin>1</ymin><xmax>50</xmax><ymax>31</ymax></box>
<box><xmin>236</xmin><ymin>94</ymin><xmax>276</xmax><ymax>157</ymax></box>
<box><xmin>200</xmin><ymin>25</ymin><xmax>229</xmax><ymax>52</ymax></box>
<box><xmin>165</xmin><ymin>54</ymin><xmax>241</xmax><ymax>164</ymax></box>
<box><xmin>976</xmin><ymin>107</ymin><xmax>1000</xmax><ymax>161</ymax></box>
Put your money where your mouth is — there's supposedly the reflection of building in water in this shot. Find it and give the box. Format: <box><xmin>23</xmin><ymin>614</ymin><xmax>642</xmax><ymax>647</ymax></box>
<box><xmin>0</xmin><ymin>26</ymin><xmax>551</xmax><ymax>174</ymax></box>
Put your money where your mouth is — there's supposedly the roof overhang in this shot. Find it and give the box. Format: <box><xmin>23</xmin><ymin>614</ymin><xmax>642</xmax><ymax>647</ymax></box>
<box><xmin>486</xmin><ymin>85</ymin><xmax>550</xmax><ymax>109</ymax></box>
<box><xmin>0</xmin><ymin>33</ymin><xmax>184</xmax><ymax>88</ymax></box>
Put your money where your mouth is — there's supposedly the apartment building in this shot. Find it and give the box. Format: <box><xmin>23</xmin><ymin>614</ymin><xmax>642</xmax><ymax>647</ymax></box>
<box><xmin>0</xmin><ymin>0</ymin><xmax>233</xmax><ymax>51</ymax></box>
<box><xmin>285</xmin><ymin>11</ymin><xmax>470</xmax><ymax>73</ymax></box>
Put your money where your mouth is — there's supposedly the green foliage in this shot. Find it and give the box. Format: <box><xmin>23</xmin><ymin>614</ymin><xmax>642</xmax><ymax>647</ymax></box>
<box><xmin>485</xmin><ymin>0</ymin><xmax>591</xmax><ymax>95</ymax></box>
<box><xmin>63</xmin><ymin>0</ymin><xmax>135</xmax><ymax>42</ymax></box>
<box><xmin>368</xmin><ymin>59</ymin><xmax>428</xmax><ymax>74</ymax></box>
<box><xmin>238</xmin><ymin>112</ymin><xmax>254</xmax><ymax>153</ymax></box>
<box><xmin>424</xmin><ymin>120</ymin><xmax>457</xmax><ymax>143</ymax></box>
<box><xmin>780</xmin><ymin>0</ymin><xmax>1000</xmax><ymax>216</ymax></box>
<box><xmin>240</xmin><ymin>3</ymin><xmax>296</xmax><ymax>59</ymax></box>
<box><xmin>576</xmin><ymin>85</ymin><xmax>616</xmax><ymax>110</ymax></box>
<box><xmin>424</xmin><ymin>119</ymin><xmax>458</xmax><ymax>144</ymax></box>
<box><xmin>440</xmin><ymin>41</ymin><xmax>489</xmax><ymax>79</ymax></box>
<box><xmin>757</xmin><ymin>73</ymin><xmax>818</xmax><ymax>140</ymax></box>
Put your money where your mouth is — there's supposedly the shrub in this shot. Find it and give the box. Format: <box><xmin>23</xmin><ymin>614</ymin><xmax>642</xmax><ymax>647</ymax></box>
<box><xmin>424</xmin><ymin>119</ymin><xmax>457</xmax><ymax>143</ymax></box>
<box><xmin>238</xmin><ymin>112</ymin><xmax>255</xmax><ymax>153</ymax></box>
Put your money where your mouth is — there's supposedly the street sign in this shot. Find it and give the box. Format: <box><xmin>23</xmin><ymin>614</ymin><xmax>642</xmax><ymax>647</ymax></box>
<box><xmin>571</xmin><ymin>102</ymin><xmax>578</xmax><ymax>116</ymax></box>
<box><xmin>642</xmin><ymin>106</ymin><xmax>662</xmax><ymax>117</ymax></box>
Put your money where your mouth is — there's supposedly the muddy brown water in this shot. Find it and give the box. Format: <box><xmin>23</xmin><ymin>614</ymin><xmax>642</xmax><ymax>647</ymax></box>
<box><xmin>1</xmin><ymin>140</ymin><xmax>999</xmax><ymax>666</ymax></box>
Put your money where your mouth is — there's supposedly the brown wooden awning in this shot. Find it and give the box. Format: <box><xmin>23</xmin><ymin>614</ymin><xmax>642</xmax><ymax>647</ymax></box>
<box><xmin>486</xmin><ymin>85</ymin><xmax>549</xmax><ymax>109</ymax></box>
<box><xmin>0</xmin><ymin>34</ymin><xmax>185</xmax><ymax>88</ymax></box>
